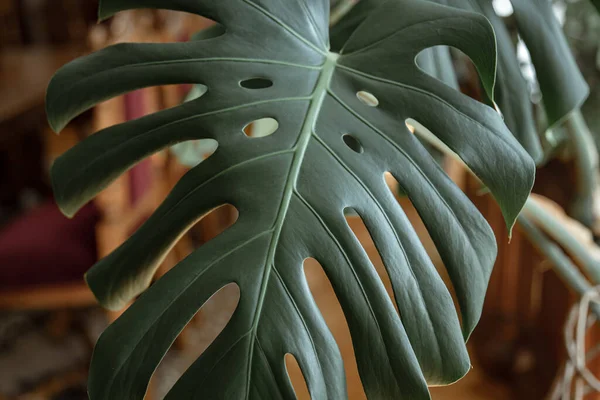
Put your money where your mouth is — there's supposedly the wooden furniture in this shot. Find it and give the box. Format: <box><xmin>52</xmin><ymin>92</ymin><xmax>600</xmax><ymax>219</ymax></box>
<box><xmin>0</xmin><ymin>46</ymin><xmax>84</xmax><ymax>213</ymax></box>
<box><xmin>0</xmin><ymin>47</ymin><xmax>83</xmax><ymax>125</ymax></box>
<box><xmin>0</xmin><ymin>11</ymin><xmax>196</xmax><ymax>399</ymax></box>
<box><xmin>87</xmin><ymin>11</ymin><xmax>193</xmax><ymax>285</ymax></box>
<box><xmin>463</xmin><ymin>159</ymin><xmax>600</xmax><ymax>399</ymax></box>
<box><xmin>14</xmin><ymin>0</ymin><xmax>97</xmax><ymax>46</ymax></box>
<box><xmin>0</xmin><ymin>45</ymin><xmax>92</xmax><ymax>310</ymax></box>
<box><xmin>0</xmin><ymin>0</ymin><xmax>23</xmax><ymax>47</ymax></box>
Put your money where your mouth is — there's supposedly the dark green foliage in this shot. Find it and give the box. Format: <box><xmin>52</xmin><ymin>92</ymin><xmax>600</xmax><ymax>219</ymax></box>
<box><xmin>46</xmin><ymin>0</ymin><xmax>535</xmax><ymax>398</ymax></box>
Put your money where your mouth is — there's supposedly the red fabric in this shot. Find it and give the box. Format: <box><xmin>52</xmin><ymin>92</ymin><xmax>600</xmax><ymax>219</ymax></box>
<box><xmin>129</xmin><ymin>159</ymin><xmax>153</xmax><ymax>205</ymax></box>
<box><xmin>179</xmin><ymin>84</ymin><xmax>192</xmax><ymax>98</ymax></box>
<box><xmin>124</xmin><ymin>91</ymin><xmax>153</xmax><ymax>205</ymax></box>
<box><xmin>0</xmin><ymin>201</ymin><xmax>99</xmax><ymax>289</ymax></box>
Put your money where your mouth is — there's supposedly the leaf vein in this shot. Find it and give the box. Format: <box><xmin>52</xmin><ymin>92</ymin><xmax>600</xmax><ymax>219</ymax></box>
<box><xmin>311</xmin><ymin>132</ymin><xmax>443</xmax><ymax>362</ymax></box>
<box><xmin>327</xmin><ymin>89</ymin><xmax>485</xmax><ymax>284</ymax></box>
<box><xmin>104</xmin><ymin>230</ymin><xmax>272</xmax><ymax>397</ymax></box>
<box><xmin>292</xmin><ymin>189</ymin><xmax>403</xmax><ymax>390</ymax></box>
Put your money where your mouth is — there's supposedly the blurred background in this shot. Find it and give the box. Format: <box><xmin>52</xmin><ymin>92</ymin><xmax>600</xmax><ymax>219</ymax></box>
<box><xmin>0</xmin><ymin>0</ymin><xmax>599</xmax><ymax>399</ymax></box>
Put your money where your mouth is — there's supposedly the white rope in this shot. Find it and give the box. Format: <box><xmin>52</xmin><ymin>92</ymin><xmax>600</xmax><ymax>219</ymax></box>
<box><xmin>549</xmin><ymin>286</ymin><xmax>600</xmax><ymax>399</ymax></box>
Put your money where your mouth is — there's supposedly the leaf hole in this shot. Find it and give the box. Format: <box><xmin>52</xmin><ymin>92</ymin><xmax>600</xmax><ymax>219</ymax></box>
<box><xmin>344</xmin><ymin>208</ymin><xmax>399</xmax><ymax>315</ymax></box>
<box><xmin>303</xmin><ymin>258</ymin><xmax>367</xmax><ymax>398</ymax></box>
<box><xmin>405</xmin><ymin>118</ymin><xmax>457</xmax><ymax>159</ymax></box>
<box><xmin>356</xmin><ymin>91</ymin><xmax>379</xmax><ymax>107</ymax></box>
<box><xmin>384</xmin><ymin>171</ymin><xmax>406</xmax><ymax>197</ymax></box>
<box><xmin>170</xmin><ymin>138</ymin><xmax>218</xmax><ymax>168</ymax></box>
<box><xmin>153</xmin><ymin>283</ymin><xmax>240</xmax><ymax>398</ymax></box>
<box><xmin>240</xmin><ymin>78</ymin><xmax>273</xmax><ymax>90</ymax></box>
<box><xmin>190</xmin><ymin>204</ymin><xmax>239</xmax><ymax>245</ymax></box>
<box><xmin>191</xmin><ymin>22</ymin><xmax>226</xmax><ymax>41</ymax></box>
<box><xmin>383</xmin><ymin>173</ymin><xmax>444</xmax><ymax>267</ymax></box>
<box><xmin>187</xmin><ymin>84</ymin><xmax>209</xmax><ymax>101</ymax></box>
<box><xmin>285</xmin><ymin>353</ymin><xmax>311</xmax><ymax>400</ymax></box>
<box><xmin>492</xmin><ymin>0</ymin><xmax>514</xmax><ymax>17</ymax></box>
<box><xmin>342</xmin><ymin>134</ymin><xmax>363</xmax><ymax>154</ymax></box>
<box><xmin>243</xmin><ymin>118</ymin><xmax>279</xmax><ymax>137</ymax></box>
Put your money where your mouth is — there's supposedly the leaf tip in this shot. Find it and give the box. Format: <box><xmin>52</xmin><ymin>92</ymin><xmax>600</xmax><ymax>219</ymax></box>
<box><xmin>45</xmin><ymin>81</ymin><xmax>64</xmax><ymax>134</ymax></box>
<box><xmin>50</xmin><ymin>160</ymin><xmax>79</xmax><ymax>219</ymax></box>
<box><xmin>46</xmin><ymin>68</ymin><xmax>77</xmax><ymax>134</ymax></box>
<box><xmin>85</xmin><ymin>268</ymin><xmax>127</xmax><ymax>312</ymax></box>
<box><xmin>501</xmin><ymin>164</ymin><xmax>536</xmax><ymax>240</ymax></box>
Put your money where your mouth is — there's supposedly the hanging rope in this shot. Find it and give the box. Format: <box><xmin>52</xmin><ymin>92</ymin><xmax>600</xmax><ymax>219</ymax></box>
<box><xmin>549</xmin><ymin>287</ymin><xmax>600</xmax><ymax>399</ymax></box>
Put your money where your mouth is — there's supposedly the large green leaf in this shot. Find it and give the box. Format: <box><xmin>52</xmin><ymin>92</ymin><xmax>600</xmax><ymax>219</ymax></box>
<box><xmin>333</xmin><ymin>0</ymin><xmax>589</xmax><ymax>164</ymax></box>
<box><xmin>46</xmin><ymin>0</ymin><xmax>534</xmax><ymax>398</ymax></box>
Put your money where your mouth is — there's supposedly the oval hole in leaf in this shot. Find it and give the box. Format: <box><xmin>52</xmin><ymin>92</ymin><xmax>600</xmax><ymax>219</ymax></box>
<box><xmin>153</xmin><ymin>283</ymin><xmax>240</xmax><ymax>397</ymax></box>
<box><xmin>240</xmin><ymin>78</ymin><xmax>273</xmax><ymax>90</ymax></box>
<box><xmin>344</xmin><ymin>208</ymin><xmax>399</xmax><ymax>314</ymax></box>
<box><xmin>243</xmin><ymin>117</ymin><xmax>279</xmax><ymax>137</ymax></box>
<box><xmin>356</xmin><ymin>91</ymin><xmax>379</xmax><ymax>107</ymax></box>
<box><xmin>384</xmin><ymin>171</ymin><xmax>406</xmax><ymax>198</ymax></box>
<box><xmin>186</xmin><ymin>84</ymin><xmax>208</xmax><ymax>102</ymax></box>
<box><xmin>170</xmin><ymin>138</ymin><xmax>218</xmax><ymax>168</ymax></box>
<box><xmin>191</xmin><ymin>22</ymin><xmax>226</xmax><ymax>41</ymax></box>
<box><xmin>303</xmin><ymin>258</ymin><xmax>367</xmax><ymax>398</ymax></box>
<box><xmin>285</xmin><ymin>353</ymin><xmax>311</xmax><ymax>400</ymax></box>
<box><xmin>492</xmin><ymin>0</ymin><xmax>514</xmax><ymax>17</ymax></box>
<box><xmin>191</xmin><ymin>204</ymin><xmax>239</xmax><ymax>245</ymax></box>
<box><xmin>342</xmin><ymin>134</ymin><xmax>363</xmax><ymax>154</ymax></box>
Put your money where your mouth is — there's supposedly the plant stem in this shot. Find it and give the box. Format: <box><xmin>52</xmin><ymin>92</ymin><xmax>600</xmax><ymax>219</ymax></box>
<box><xmin>518</xmin><ymin>215</ymin><xmax>598</xmax><ymax>309</ymax></box>
<box><xmin>519</xmin><ymin>213</ymin><xmax>600</xmax><ymax>319</ymax></box>
<box><xmin>523</xmin><ymin>197</ymin><xmax>600</xmax><ymax>283</ymax></box>
<box><xmin>565</xmin><ymin>110</ymin><xmax>599</xmax><ymax>229</ymax></box>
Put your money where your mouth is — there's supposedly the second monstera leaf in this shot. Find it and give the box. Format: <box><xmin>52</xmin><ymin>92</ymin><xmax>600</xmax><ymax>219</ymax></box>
<box><xmin>46</xmin><ymin>0</ymin><xmax>534</xmax><ymax>399</ymax></box>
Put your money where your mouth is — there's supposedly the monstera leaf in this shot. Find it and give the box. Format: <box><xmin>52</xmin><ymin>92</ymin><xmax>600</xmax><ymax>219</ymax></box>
<box><xmin>46</xmin><ymin>0</ymin><xmax>535</xmax><ymax>398</ymax></box>
<box><xmin>333</xmin><ymin>0</ymin><xmax>589</xmax><ymax>164</ymax></box>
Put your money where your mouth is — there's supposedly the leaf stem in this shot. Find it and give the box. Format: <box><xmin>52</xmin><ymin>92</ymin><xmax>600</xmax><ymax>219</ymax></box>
<box><xmin>244</xmin><ymin>53</ymin><xmax>339</xmax><ymax>397</ymax></box>
<box><xmin>523</xmin><ymin>196</ymin><xmax>600</xmax><ymax>284</ymax></box>
<box><xmin>564</xmin><ymin>110</ymin><xmax>599</xmax><ymax>230</ymax></box>
<box><xmin>518</xmin><ymin>214</ymin><xmax>600</xmax><ymax>318</ymax></box>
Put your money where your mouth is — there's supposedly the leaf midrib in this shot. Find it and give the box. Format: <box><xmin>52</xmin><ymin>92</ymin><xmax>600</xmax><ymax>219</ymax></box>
<box><xmin>244</xmin><ymin>52</ymin><xmax>339</xmax><ymax>399</ymax></box>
